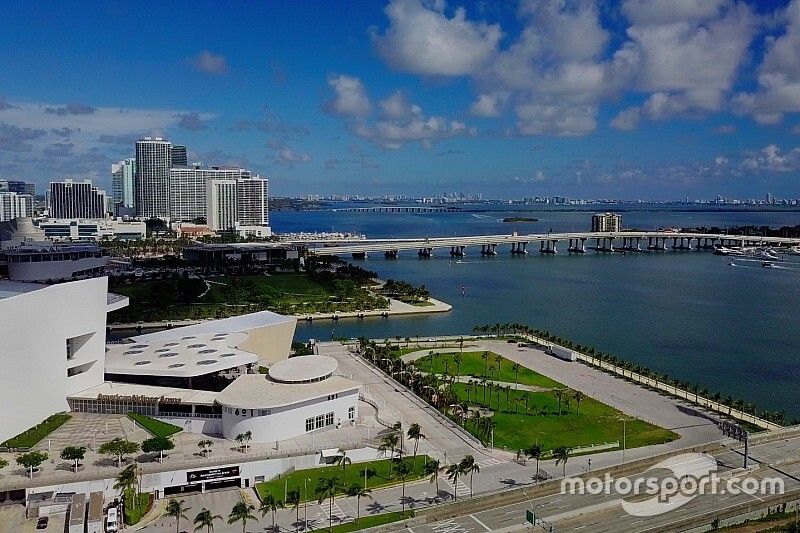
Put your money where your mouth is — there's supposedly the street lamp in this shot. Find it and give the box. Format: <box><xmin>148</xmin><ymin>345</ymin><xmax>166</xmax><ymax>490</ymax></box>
<box><xmin>618</xmin><ymin>417</ymin><xmax>628</xmax><ymax>464</ymax></box>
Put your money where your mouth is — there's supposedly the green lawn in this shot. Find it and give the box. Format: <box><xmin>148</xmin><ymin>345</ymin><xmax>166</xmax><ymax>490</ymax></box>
<box><xmin>127</xmin><ymin>413</ymin><xmax>182</xmax><ymax>438</ymax></box>
<box><xmin>1</xmin><ymin>413</ymin><xmax>71</xmax><ymax>448</ymax></box>
<box><xmin>255</xmin><ymin>456</ymin><xmax>431</xmax><ymax>503</ymax></box>
<box><xmin>123</xmin><ymin>489</ymin><xmax>152</xmax><ymax>525</ymax></box>
<box><xmin>448</xmin><ymin>382</ymin><xmax>677</xmax><ymax>452</ymax></box>
<box><xmin>416</xmin><ymin>351</ymin><xmax>562</xmax><ymax>389</ymax></box>
<box><xmin>312</xmin><ymin>511</ymin><xmax>414</xmax><ymax>532</ymax></box>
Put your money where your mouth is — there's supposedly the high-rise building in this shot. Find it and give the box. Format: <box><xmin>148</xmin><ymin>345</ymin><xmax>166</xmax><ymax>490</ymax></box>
<box><xmin>591</xmin><ymin>212</ymin><xmax>622</xmax><ymax>232</ymax></box>
<box><xmin>135</xmin><ymin>137</ymin><xmax>172</xmax><ymax>219</ymax></box>
<box><xmin>206</xmin><ymin>178</ymin><xmax>238</xmax><ymax>231</ymax></box>
<box><xmin>49</xmin><ymin>180</ymin><xmax>107</xmax><ymax>219</ymax></box>
<box><xmin>111</xmin><ymin>158</ymin><xmax>136</xmax><ymax>209</ymax></box>
<box><xmin>169</xmin><ymin>166</ymin><xmax>250</xmax><ymax>222</ymax></box>
<box><xmin>236</xmin><ymin>176</ymin><xmax>269</xmax><ymax>227</ymax></box>
<box><xmin>4</xmin><ymin>180</ymin><xmax>35</xmax><ymax>196</ymax></box>
<box><xmin>206</xmin><ymin>175</ymin><xmax>269</xmax><ymax>232</ymax></box>
<box><xmin>0</xmin><ymin>192</ymin><xmax>33</xmax><ymax>222</ymax></box>
<box><xmin>171</xmin><ymin>145</ymin><xmax>188</xmax><ymax>167</ymax></box>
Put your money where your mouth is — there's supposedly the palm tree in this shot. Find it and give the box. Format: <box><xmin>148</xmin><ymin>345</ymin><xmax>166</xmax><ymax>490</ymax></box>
<box><xmin>235</xmin><ymin>432</ymin><xmax>252</xmax><ymax>453</ymax></box>
<box><xmin>165</xmin><ymin>499</ymin><xmax>190</xmax><ymax>533</ymax></box>
<box><xmin>378</xmin><ymin>434</ymin><xmax>400</xmax><ymax>476</ymax></box>
<box><xmin>512</xmin><ymin>363</ymin><xmax>521</xmax><ymax>390</ymax></box>
<box><xmin>481</xmin><ymin>351</ymin><xmax>489</xmax><ymax>377</ymax></box>
<box><xmin>227</xmin><ymin>501</ymin><xmax>257</xmax><ymax>533</ymax></box>
<box><xmin>553</xmin><ymin>389</ymin><xmax>565</xmax><ymax>415</ymax></box>
<box><xmin>454</xmin><ymin>353</ymin><xmax>463</xmax><ymax>376</ymax></box>
<box><xmin>522</xmin><ymin>392</ymin><xmax>531</xmax><ymax>414</ymax></box>
<box><xmin>573</xmin><ymin>391</ymin><xmax>585</xmax><ymax>415</ymax></box>
<box><xmin>425</xmin><ymin>459</ymin><xmax>441</xmax><ymax>497</ymax></box>
<box><xmin>315</xmin><ymin>474</ymin><xmax>342</xmax><ymax>532</ymax></box>
<box><xmin>193</xmin><ymin>507</ymin><xmax>222</xmax><ymax>533</ymax></box>
<box><xmin>494</xmin><ymin>353</ymin><xmax>503</xmax><ymax>375</ymax></box>
<box><xmin>459</xmin><ymin>455</ymin><xmax>480</xmax><ymax>498</ymax></box>
<box><xmin>526</xmin><ymin>444</ymin><xmax>543</xmax><ymax>479</ymax></box>
<box><xmin>334</xmin><ymin>450</ymin><xmax>352</xmax><ymax>473</ymax></box>
<box><xmin>113</xmin><ymin>463</ymin><xmax>137</xmax><ymax>502</ymax></box>
<box><xmin>446</xmin><ymin>462</ymin><xmax>462</xmax><ymax>501</ymax></box>
<box><xmin>406</xmin><ymin>423</ymin><xmax>425</xmax><ymax>464</ymax></box>
<box><xmin>286</xmin><ymin>489</ymin><xmax>301</xmax><ymax>532</ymax></box>
<box><xmin>395</xmin><ymin>460</ymin><xmax>413</xmax><ymax>512</ymax></box>
<box><xmin>554</xmin><ymin>446</ymin><xmax>571</xmax><ymax>477</ymax></box>
<box><xmin>197</xmin><ymin>439</ymin><xmax>213</xmax><ymax>456</ymax></box>
<box><xmin>346</xmin><ymin>484</ymin><xmax>372</xmax><ymax>524</ymax></box>
<box><xmin>259</xmin><ymin>494</ymin><xmax>284</xmax><ymax>532</ymax></box>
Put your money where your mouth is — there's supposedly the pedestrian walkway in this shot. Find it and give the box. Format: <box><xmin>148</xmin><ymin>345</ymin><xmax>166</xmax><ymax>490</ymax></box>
<box><xmin>319</xmin><ymin>501</ymin><xmax>350</xmax><ymax>524</ymax></box>
<box><xmin>441</xmin><ymin>475</ymin><xmax>471</xmax><ymax>499</ymax></box>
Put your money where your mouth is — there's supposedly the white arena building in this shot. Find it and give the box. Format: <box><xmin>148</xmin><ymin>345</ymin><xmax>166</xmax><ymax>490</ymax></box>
<box><xmin>0</xmin><ymin>276</ymin><xmax>361</xmax><ymax>446</ymax></box>
<box><xmin>0</xmin><ymin>277</ymin><xmax>127</xmax><ymax>443</ymax></box>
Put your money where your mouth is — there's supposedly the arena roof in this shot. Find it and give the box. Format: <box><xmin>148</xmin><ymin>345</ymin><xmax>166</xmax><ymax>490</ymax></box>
<box><xmin>105</xmin><ymin>332</ymin><xmax>257</xmax><ymax>377</ymax></box>
<box><xmin>132</xmin><ymin>310</ymin><xmax>295</xmax><ymax>343</ymax></box>
<box><xmin>268</xmin><ymin>355</ymin><xmax>338</xmax><ymax>383</ymax></box>
<box><xmin>216</xmin><ymin>374</ymin><xmax>360</xmax><ymax>409</ymax></box>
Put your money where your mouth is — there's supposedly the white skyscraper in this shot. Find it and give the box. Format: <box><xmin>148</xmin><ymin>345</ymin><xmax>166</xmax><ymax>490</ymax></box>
<box><xmin>169</xmin><ymin>166</ymin><xmax>251</xmax><ymax>222</ymax></box>
<box><xmin>206</xmin><ymin>175</ymin><xmax>269</xmax><ymax>232</ymax></box>
<box><xmin>0</xmin><ymin>191</ymin><xmax>33</xmax><ymax>222</ymax></box>
<box><xmin>206</xmin><ymin>179</ymin><xmax>238</xmax><ymax>231</ymax></box>
<box><xmin>111</xmin><ymin>158</ymin><xmax>136</xmax><ymax>208</ymax></box>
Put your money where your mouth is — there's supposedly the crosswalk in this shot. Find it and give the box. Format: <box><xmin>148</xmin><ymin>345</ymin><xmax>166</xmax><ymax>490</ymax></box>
<box><xmin>319</xmin><ymin>501</ymin><xmax>350</xmax><ymax>524</ymax></box>
<box><xmin>441</xmin><ymin>475</ymin><xmax>472</xmax><ymax>498</ymax></box>
<box><xmin>476</xmin><ymin>457</ymin><xmax>505</xmax><ymax>468</ymax></box>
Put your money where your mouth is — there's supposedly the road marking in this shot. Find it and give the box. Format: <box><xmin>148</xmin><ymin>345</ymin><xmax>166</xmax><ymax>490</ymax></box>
<box><xmin>430</xmin><ymin>519</ymin><xmax>470</xmax><ymax>533</ymax></box>
<box><xmin>469</xmin><ymin>514</ymin><xmax>492</xmax><ymax>531</ymax></box>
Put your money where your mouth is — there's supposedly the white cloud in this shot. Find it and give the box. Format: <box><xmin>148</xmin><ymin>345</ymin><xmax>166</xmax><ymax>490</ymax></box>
<box><xmin>356</xmin><ymin>114</ymin><xmax>474</xmax><ymax>150</ymax></box>
<box><xmin>513</xmin><ymin>170</ymin><xmax>547</xmax><ymax>183</ymax></box>
<box><xmin>610</xmin><ymin>107</ymin><xmax>641</xmax><ymax>130</ymax></box>
<box><xmin>734</xmin><ymin>0</ymin><xmax>800</xmax><ymax>124</ymax></box>
<box><xmin>276</xmin><ymin>147</ymin><xmax>312</xmax><ymax>165</ymax></box>
<box><xmin>515</xmin><ymin>103</ymin><xmax>597</xmax><ymax>137</ymax></box>
<box><xmin>379</xmin><ymin>91</ymin><xmax>421</xmax><ymax>119</ymax></box>
<box><xmin>625</xmin><ymin>1</ymin><xmax>756</xmax><ymax>121</ymax></box>
<box><xmin>324</xmin><ymin>75</ymin><xmax>371</xmax><ymax>117</ymax></box>
<box><xmin>193</xmin><ymin>50</ymin><xmax>228</xmax><ymax>75</ymax></box>
<box><xmin>740</xmin><ymin>144</ymin><xmax>800</xmax><ymax>171</ymax></box>
<box><xmin>372</xmin><ymin>0</ymin><xmax>502</xmax><ymax>76</ymax></box>
<box><xmin>714</xmin><ymin>124</ymin><xmax>736</xmax><ymax>134</ymax></box>
<box><xmin>715</xmin><ymin>155</ymin><xmax>729</xmax><ymax>166</ymax></box>
<box><xmin>469</xmin><ymin>94</ymin><xmax>504</xmax><ymax>117</ymax></box>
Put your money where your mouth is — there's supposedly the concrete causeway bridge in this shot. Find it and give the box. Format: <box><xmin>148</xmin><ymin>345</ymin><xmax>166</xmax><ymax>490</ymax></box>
<box><xmin>306</xmin><ymin>231</ymin><xmax>800</xmax><ymax>258</ymax></box>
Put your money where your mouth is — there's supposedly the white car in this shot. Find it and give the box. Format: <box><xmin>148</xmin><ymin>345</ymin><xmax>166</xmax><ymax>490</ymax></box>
<box><xmin>106</xmin><ymin>507</ymin><xmax>118</xmax><ymax>532</ymax></box>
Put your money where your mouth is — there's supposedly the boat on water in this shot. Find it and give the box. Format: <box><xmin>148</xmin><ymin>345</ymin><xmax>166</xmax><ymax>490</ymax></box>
<box><xmin>762</xmin><ymin>261</ymin><xmax>773</xmax><ymax>268</ymax></box>
<box><xmin>714</xmin><ymin>246</ymin><xmax>746</xmax><ymax>256</ymax></box>
<box><xmin>755</xmin><ymin>249</ymin><xmax>780</xmax><ymax>261</ymax></box>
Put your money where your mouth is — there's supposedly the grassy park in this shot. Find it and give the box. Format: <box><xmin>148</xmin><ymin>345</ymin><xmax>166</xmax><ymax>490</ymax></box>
<box><xmin>415</xmin><ymin>351</ymin><xmax>563</xmax><ymax>389</ymax></box>
<box><xmin>373</xmin><ymin>346</ymin><xmax>678</xmax><ymax>453</ymax></box>
<box><xmin>255</xmin><ymin>455</ymin><xmax>431</xmax><ymax>503</ymax></box>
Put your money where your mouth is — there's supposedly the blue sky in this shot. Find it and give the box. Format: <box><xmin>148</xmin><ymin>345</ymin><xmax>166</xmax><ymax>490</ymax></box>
<box><xmin>2</xmin><ymin>0</ymin><xmax>800</xmax><ymax>200</ymax></box>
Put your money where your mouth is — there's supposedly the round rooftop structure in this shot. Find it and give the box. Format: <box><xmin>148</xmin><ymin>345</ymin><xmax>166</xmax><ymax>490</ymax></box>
<box><xmin>269</xmin><ymin>355</ymin><xmax>338</xmax><ymax>384</ymax></box>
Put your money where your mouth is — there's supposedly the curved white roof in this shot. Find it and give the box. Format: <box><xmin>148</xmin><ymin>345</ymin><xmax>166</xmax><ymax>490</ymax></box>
<box><xmin>216</xmin><ymin>374</ymin><xmax>360</xmax><ymax>409</ymax></box>
<box><xmin>132</xmin><ymin>310</ymin><xmax>295</xmax><ymax>343</ymax></box>
<box><xmin>105</xmin><ymin>332</ymin><xmax>256</xmax><ymax>377</ymax></box>
<box><xmin>269</xmin><ymin>355</ymin><xmax>338</xmax><ymax>383</ymax></box>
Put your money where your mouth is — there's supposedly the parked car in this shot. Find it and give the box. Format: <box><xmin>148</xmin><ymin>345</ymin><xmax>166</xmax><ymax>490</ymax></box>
<box><xmin>36</xmin><ymin>517</ymin><xmax>49</xmax><ymax>529</ymax></box>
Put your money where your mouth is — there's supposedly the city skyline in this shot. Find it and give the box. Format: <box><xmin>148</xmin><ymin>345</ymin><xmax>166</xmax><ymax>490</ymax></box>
<box><xmin>3</xmin><ymin>1</ymin><xmax>800</xmax><ymax>200</ymax></box>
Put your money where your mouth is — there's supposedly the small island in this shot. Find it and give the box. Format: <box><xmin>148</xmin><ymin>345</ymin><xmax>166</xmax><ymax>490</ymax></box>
<box><xmin>502</xmin><ymin>216</ymin><xmax>539</xmax><ymax>223</ymax></box>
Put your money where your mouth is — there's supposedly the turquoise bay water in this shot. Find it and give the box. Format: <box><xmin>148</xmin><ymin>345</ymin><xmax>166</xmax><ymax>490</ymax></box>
<box><xmin>275</xmin><ymin>206</ymin><xmax>800</xmax><ymax>419</ymax></box>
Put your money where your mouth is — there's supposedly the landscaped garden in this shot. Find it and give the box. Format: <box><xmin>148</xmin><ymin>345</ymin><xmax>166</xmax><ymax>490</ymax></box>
<box><xmin>127</xmin><ymin>413</ymin><xmax>182</xmax><ymax>438</ymax></box>
<box><xmin>312</xmin><ymin>511</ymin><xmax>414</xmax><ymax>532</ymax></box>
<box><xmin>356</xmin><ymin>339</ymin><xmax>678</xmax><ymax>455</ymax></box>
<box><xmin>109</xmin><ymin>263</ymin><xmax>394</xmax><ymax>322</ymax></box>
<box><xmin>1</xmin><ymin>413</ymin><xmax>71</xmax><ymax>449</ymax></box>
<box><xmin>255</xmin><ymin>455</ymin><xmax>431</xmax><ymax>503</ymax></box>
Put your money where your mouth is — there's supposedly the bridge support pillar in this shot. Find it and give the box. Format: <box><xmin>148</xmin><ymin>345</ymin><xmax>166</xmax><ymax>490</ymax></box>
<box><xmin>384</xmin><ymin>250</ymin><xmax>398</xmax><ymax>259</ymax></box>
<box><xmin>418</xmin><ymin>248</ymin><xmax>432</xmax><ymax>258</ymax></box>
<box><xmin>351</xmin><ymin>252</ymin><xmax>367</xmax><ymax>260</ymax></box>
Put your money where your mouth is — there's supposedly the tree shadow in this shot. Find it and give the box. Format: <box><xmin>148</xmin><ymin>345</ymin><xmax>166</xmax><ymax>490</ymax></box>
<box><xmin>366</xmin><ymin>500</ymin><xmax>387</xmax><ymax>514</ymax></box>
